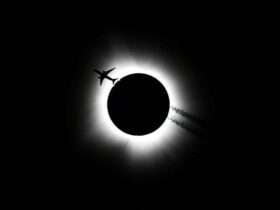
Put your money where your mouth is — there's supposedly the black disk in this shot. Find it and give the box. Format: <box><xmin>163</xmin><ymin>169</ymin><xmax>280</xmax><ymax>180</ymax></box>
<box><xmin>107</xmin><ymin>73</ymin><xmax>170</xmax><ymax>135</ymax></box>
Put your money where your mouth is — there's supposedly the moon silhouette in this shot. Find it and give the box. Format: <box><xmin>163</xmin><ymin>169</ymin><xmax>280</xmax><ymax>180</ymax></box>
<box><xmin>107</xmin><ymin>73</ymin><xmax>170</xmax><ymax>135</ymax></box>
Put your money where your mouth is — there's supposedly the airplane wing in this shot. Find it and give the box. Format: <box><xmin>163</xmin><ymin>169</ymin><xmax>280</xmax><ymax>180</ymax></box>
<box><xmin>93</xmin><ymin>69</ymin><xmax>102</xmax><ymax>74</ymax></box>
<box><xmin>104</xmin><ymin>67</ymin><xmax>116</xmax><ymax>75</ymax></box>
<box><xmin>100</xmin><ymin>77</ymin><xmax>105</xmax><ymax>86</ymax></box>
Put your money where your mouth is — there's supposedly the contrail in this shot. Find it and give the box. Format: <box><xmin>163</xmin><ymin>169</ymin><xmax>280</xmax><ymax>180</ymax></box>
<box><xmin>169</xmin><ymin>106</ymin><xmax>209</xmax><ymax>138</ymax></box>
<box><xmin>169</xmin><ymin>117</ymin><xmax>205</xmax><ymax>138</ymax></box>
<box><xmin>170</xmin><ymin>106</ymin><xmax>207</xmax><ymax>127</ymax></box>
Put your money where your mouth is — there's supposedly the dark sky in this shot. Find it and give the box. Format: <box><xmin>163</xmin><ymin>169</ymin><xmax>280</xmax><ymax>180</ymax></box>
<box><xmin>55</xmin><ymin>24</ymin><xmax>227</xmax><ymax>206</ymax></box>
<box><xmin>9</xmin><ymin>7</ymin><xmax>250</xmax><ymax>208</ymax></box>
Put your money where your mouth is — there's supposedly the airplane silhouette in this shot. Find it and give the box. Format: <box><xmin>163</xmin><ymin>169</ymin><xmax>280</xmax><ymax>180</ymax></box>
<box><xmin>93</xmin><ymin>67</ymin><xmax>118</xmax><ymax>85</ymax></box>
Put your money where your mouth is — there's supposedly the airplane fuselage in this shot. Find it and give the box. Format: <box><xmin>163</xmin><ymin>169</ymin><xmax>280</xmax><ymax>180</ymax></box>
<box><xmin>93</xmin><ymin>68</ymin><xmax>117</xmax><ymax>85</ymax></box>
<box><xmin>103</xmin><ymin>75</ymin><xmax>115</xmax><ymax>81</ymax></box>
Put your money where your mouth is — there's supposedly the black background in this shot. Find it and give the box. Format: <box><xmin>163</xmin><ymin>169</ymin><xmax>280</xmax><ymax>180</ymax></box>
<box><xmin>8</xmin><ymin>5</ymin><xmax>251</xmax><ymax>208</ymax></box>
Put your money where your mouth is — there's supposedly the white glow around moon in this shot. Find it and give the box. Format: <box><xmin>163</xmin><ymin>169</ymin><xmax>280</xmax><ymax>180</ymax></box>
<box><xmin>87</xmin><ymin>56</ymin><xmax>189</xmax><ymax>160</ymax></box>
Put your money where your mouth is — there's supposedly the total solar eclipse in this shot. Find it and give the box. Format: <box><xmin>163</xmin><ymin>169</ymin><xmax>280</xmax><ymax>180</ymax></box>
<box><xmin>107</xmin><ymin>73</ymin><xmax>170</xmax><ymax>135</ymax></box>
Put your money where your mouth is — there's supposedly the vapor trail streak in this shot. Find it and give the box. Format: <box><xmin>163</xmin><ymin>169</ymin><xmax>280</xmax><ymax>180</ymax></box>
<box><xmin>171</xmin><ymin>106</ymin><xmax>206</xmax><ymax>127</ymax></box>
<box><xmin>169</xmin><ymin>117</ymin><xmax>205</xmax><ymax>138</ymax></box>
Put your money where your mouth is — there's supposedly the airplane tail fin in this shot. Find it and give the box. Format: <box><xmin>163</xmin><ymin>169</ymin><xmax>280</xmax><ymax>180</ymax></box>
<box><xmin>112</xmin><ymin>78</ymin><xmax>118</xmax><ymax>84</ymax></box>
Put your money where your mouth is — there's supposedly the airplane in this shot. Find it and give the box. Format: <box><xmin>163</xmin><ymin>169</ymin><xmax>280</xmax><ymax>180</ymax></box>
<box><xmin>93</xmin><ymin>67</ymin><xmax>118</xmax><ymax>85</ymax></box>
